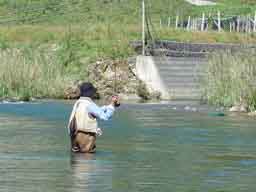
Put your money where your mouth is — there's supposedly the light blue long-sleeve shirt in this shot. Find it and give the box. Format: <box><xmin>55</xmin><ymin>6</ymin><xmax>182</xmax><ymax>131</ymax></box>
<box><xmin>87</xmin><ymin>102</ymin><xmax>115</xmax><ymax>121</ymax></box>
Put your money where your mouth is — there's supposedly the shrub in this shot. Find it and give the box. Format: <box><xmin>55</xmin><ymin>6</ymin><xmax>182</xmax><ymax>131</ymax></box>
<box><xmin>137</xmin><ymin>80</ymin><xmax>151</xmax><ymax>100</ymax></box>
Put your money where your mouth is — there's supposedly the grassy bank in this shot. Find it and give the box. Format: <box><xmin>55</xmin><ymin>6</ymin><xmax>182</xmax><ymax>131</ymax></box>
<box><xmin>201</xmin><ymin>49</ymin><xmax>256</xmax><ymax>111</ymax></box>
<box><xmin>1</xmin><ymin>27</ymin><xmax>256</xmax><ymax>100</ymax></box>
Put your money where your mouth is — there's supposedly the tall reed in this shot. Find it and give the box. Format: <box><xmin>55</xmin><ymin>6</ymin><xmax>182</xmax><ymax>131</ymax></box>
<box><xmin>201</xmin><ymin>49</ymin><xmax>256</xmax><ymax>111</ymax></box>
<box><xmin>0</xmin><ymin>46</ymin><xmax>71</xmax><ymax>100</ymax></box>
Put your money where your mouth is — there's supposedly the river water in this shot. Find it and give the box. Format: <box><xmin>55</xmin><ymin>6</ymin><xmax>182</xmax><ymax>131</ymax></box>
<box><xmin>0</xmin><ymin>100</ymin><xmax>256</xmax><ymax>192</ymax></box>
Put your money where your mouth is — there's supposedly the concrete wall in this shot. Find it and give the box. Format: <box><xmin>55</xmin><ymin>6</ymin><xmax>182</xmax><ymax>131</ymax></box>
<box><xmin>136</xmin><ymin>55</ymin><xmax>207</xmax><ymax>100</ymax></box>
<box><xmin>136</xmin><ymin>56</ymin><xmax>169</xmax><ymax>99</ymax></box>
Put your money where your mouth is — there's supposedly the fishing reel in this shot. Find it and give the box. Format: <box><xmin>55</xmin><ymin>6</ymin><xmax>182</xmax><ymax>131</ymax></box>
<box><xmin>112</xmin><ymin>95</ymin><xmax>121</xmax><ymax>107</ymax></box>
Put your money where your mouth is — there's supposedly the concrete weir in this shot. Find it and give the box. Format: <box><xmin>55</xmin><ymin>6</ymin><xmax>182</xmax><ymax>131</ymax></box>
<box><xmin>136</xmin><ymin>56</ymin><xmax>169</xmax><ymax>99</ymax></box>
<box><xmin>136</xmin><ymin>55</ymin><xmax>205</xmax><ymax>100</ymax></box>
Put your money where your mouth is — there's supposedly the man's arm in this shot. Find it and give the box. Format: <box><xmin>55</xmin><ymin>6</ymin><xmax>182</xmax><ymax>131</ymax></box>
<box><xmin>87</xmin><ymin>103</ymin><xmax>115</xmax><ymax>121</ymax></box>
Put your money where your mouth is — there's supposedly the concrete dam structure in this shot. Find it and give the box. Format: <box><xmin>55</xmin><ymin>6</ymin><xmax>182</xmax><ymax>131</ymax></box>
<box><xmin>136</xmin><ymin>55</ymin><xmax>206</xmax><ymax>100</ymax></box>
<box><xmin>135</xmin><ymin>41</ymin><xmax>256</xmax><ymax>100</ymax></box>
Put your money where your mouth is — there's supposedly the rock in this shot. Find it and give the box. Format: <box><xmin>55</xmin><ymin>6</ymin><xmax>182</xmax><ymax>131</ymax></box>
<box><xmin>191</xmin><ymin>107</ymin><xmax>197</xmax><ymax>112</ymax></box>
<box><xmin>248</xmin><ymin>111</ymin><xmax>256</xmax><ymax>116</ymax></box>
<box><xmin>229</xmin><ymin>105</ymin><xmax>240</xmax><ymax>112</ymax></box>
<box><xmin>88</xmin><ymin>58</ymin><xmax>141</xmax><ymax>98</ymax></box>
<box><xmin>150</xmin><ymin>91</ymin><xmax>162</xmax><ymax>100</ymax></box>
<box><xmin>64</xmin><ymin>84</ymin><xmax>80</xmax><ymax>100</ymax></box>
<box><xmin>240</xmin><ymin>105</ymin><xmax>248</xmax><ymax>113</ymax></box>
<box><xmin>103</xmin><ymin>66</ymin><xmax>115</xmax><ymax>79</ymax></box>
<box><xmin>229</xmin><ymin>104</ymin><xmax>248</xmax><ymax>113</ymax></box>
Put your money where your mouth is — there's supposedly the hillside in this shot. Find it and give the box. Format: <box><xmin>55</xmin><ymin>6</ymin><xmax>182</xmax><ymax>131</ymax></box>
<box><xmin>0</xmin><ymin>0</ymin><xmax>255</xmax><ymax>60</ymax></box>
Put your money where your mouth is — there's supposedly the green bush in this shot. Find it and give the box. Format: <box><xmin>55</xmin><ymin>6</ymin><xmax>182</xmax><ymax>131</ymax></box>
<box><xmin>137</xmin><ymin>80</ymin><xmax>151</xmax><ymax>100</ymax></box>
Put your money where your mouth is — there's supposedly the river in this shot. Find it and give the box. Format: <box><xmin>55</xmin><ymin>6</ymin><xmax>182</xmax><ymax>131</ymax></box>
<box><xmin>0</xmin><ymin>100</ymin><xmax>256</xmax><ymax>192</ymax></box>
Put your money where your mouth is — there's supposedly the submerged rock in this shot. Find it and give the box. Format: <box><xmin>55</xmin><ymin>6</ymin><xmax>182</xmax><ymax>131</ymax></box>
<box><xmin>208</xmin><ymin>112</ymin><xmax>225</xmax><ymax>117</ymax></box>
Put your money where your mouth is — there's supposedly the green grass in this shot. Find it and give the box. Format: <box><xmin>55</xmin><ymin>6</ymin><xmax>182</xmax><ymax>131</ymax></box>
<box><xmin>0</xmin><ymin>23</ymin><xmax>135</xmax><ymax>100</ymax></box>
<box><xmin>0</xmin><ymin>0</ymin><xmax>255</xmax><ymax>24</ymax></box>
<box><xmin>0</xmin><ymin>0</ymin><xmax>255</xmax><ymax>45</ymax></box>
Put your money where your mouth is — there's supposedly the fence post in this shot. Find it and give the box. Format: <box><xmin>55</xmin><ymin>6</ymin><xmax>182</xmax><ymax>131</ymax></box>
<box><xmin>230</xmin><ymin>22</ymin><xmax>232</xmax><ymax>32</ymax></box>
<box><xmin>218</xmin><ymin>11</ymin><xmax>221</xmax><ymax>32</ymax></box>
<box><xmin>187</xmin><ymin>16</ymin><xmax>191</xmax><ymax>31</ymax></box>
<box><xmin>206</xmin><ymin>13</ymin><xmax>211</xmax><ymax>31</ymax></box>
<box><xmin>242</xmin><ymin>16</ymin><xmax>245</xmax><ymax>32</ymax></box>
<box><xmin>254</xmin><ymin>11</ymin><xmax>256</xmax><ymax>32</ymax></box>
<box><xmin>193</xmin><ymin>19</ymin><xmax>196</xmax><ymax>31</ymax></box>
<box><xmin>175</xmin><ymin>15</ymin><xmax>179</xmax><ymax>29</ymax></box>
<box><xmin>160</xmin><ymin>19</ymin><xmax>162</xmax><ymax>28</ymax></box>
<box><xmin>246</xmin><ymin>15</ymin><xmax>248</xmax><ymax>33</ymax></box>
<box><xmin>201</xmin><ymin>12</ymin><xmax>205</xmax><ymax>31</ymax></box>
<box><xmin>248</xmin><ymin>15</ymin><xmax>251</xmax><ymax>33</ymax></box>
<box><xmin>237</xmin><ymin>16</ymin><xmax>240</xmax><ymax>32</ymax></box>
<box><xmin>168</xmin><ymin>17</ymin><xmax>171</xmax><ymax>27</ymax></box>
<box><xmin>245</xmin><ymin>15</ymin><xmax>249</xmax><ymax>33</ymax></box>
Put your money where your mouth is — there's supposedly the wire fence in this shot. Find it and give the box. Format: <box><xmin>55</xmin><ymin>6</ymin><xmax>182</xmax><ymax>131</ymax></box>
<box><xmin>157</xmin><ymin>11</ymin><xmax>256</xmax><ymax>33</ymax></box>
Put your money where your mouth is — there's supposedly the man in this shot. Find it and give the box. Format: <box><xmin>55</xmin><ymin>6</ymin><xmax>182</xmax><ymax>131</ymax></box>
<box><xmin>68</xmin><ymin>82</ymin><xmax>120</xmax><ymax>153</ymax></box>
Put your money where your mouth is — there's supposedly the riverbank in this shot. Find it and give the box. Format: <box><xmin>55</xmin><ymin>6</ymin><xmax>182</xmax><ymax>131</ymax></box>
<box><xmin>0</xmin><ymin>45</ymin><xmax>139</xmax><ymax>102</ymax></box>
<box><xmin>1</xmin><ymin>40</ymin><xmax>256</xmax><ymax>107</ymax></box>
<box><xmin>1</xmin><ymin>11</ymin><xmax>256</xmax><ymax>106</ymax></box>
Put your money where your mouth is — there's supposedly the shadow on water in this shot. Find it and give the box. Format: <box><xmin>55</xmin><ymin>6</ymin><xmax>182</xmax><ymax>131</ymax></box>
<box><xmin>1</xmin><ymin>100</ymin><xmax>256</xmax><ymax>192</ymax></box>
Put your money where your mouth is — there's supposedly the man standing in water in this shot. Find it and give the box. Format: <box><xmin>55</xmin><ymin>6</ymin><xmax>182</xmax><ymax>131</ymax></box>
<box><xmin>68</xmin><ymin>82</ymin><xmax>120</xmax><ymax>153</ymax></box>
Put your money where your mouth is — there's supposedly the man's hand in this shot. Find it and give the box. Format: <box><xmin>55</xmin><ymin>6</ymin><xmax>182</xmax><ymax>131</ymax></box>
<box><xmin>111</xmin><ymin>95</ymin><xmax>120</xmax><ymax>107</ymax></box>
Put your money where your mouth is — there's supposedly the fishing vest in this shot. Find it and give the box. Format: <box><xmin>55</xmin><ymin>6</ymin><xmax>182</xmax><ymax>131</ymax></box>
<box><xmin>69</xmin><ymin>97</ymin><xmax>98</xmax><ymax>134</ymax></box>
